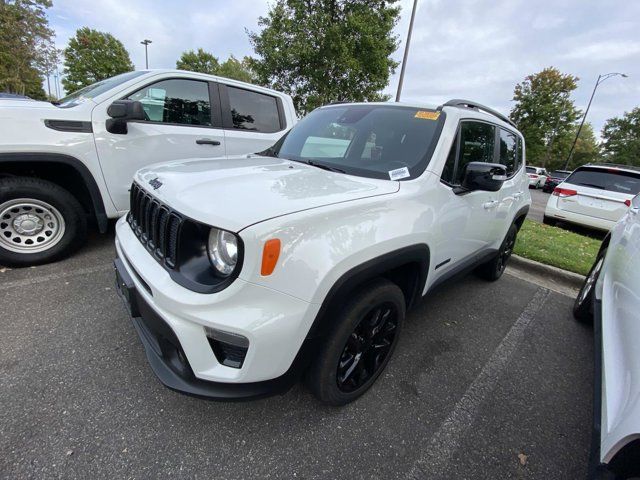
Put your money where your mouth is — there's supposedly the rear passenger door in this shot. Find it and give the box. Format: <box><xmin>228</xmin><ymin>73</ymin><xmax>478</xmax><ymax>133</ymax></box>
<box><xmin>494</xmin><ymin>128</ymin><xmax>527</xmax><ymax>244</ymax></box>
<box><xmin>435</xmin><ymin>120</ymin><xmax>501</xmax><ymax>272</ymax></box>
<box><xmin>219</xmin><ymin>84</ymin><xmax>288</xmax><ymax>155</ymax></box>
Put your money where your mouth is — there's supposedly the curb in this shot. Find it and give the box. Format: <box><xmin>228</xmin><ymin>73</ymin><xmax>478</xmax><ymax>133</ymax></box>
<box><xmin>509</xmin><ymin>255</ymin><xmax>585</xmax><ymax>289</ymax></box>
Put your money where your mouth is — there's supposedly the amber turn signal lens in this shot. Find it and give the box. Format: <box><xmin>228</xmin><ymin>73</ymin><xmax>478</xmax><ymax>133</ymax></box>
<box><xmin>261</xmin><ymin>239</ymin><xmax>281</xmax><ymax>276</ymax></box>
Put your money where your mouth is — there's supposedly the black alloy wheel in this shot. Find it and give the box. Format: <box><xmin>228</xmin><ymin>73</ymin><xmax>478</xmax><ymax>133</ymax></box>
<box><xmin>307</xmin><ymin>279</ymin><xmax>405</xmax><ymax>406</ymax></box>
<box><xmin>477</xmin><ymin>223</ymin><xmax>518</xmax><ymax>281</ymax></box>
<box><xmin>336</xmin><ymin>302</ymin><xmax>399</xmax><ymax>393</ymax></box>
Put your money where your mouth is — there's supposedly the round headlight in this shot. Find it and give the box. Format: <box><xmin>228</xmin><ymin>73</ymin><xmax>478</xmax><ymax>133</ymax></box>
<box><xmin>207</xmin><ymin>227</ymin><xmax>239</xmax><ymax>276</ymax></box>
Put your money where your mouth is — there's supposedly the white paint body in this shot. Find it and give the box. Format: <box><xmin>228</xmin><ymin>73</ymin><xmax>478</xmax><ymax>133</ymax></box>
<box><xmin>115</xmin><ymin>103</ymin><xmax>532</xmax><ymax>384</ymax></box>
<box><xmin>526</xmin><ymin>166</ymin><xmax>548</xmax><ymax>188</ymax></box>
<box><xmin>0</xmin><ymin>69</ymin><xmax>297</xmax><ymax>215</ymax></box>
<box><xmin>545</xmin><ymin>165</ymin><xmax>637</xmax><ymax>232</ymax></box>
<box><xmin>596</xmin><ymin>193</ymin><xmax>640</xmax><ymax>464</ymax></box>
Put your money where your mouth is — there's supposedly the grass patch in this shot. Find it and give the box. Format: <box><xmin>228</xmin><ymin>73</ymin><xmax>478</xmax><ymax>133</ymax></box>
<box><xmin>513</xmin><ymin>219</ymin><xmax>601</xmax><ymax>276</ymax></box>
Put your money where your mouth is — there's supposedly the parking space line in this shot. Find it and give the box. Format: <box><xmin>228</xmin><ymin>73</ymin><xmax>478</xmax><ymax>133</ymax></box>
<box><xmin>408</xmin><ymin>287</ymin><xmax>551</xmax><ymax>479</ymax></box>
<box><xmin>0</xmin><ymin>264</ymin><xmax>112</xmax><ymax>291</ymax></box>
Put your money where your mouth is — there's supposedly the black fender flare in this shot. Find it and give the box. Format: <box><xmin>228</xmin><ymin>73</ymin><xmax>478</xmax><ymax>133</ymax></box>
<box><xmin>0</xmin><ymin>152</ymin><xmax>109</xmax><ymax>233</ymax></box>
<box><xmin>307</xmin><ymin>244</ymin><xmax>430</xmax><ymax>340</ymax></box>
<box><xmin>513</xmin><ymin>204</ymin><xmax>530</xmax><ymax>230</ymax></box>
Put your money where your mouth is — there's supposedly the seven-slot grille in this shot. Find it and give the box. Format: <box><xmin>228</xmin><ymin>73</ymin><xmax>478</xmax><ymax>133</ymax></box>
<box><xmin>127</xmin><ymin>182</ymin><xmax>183</xmax><ymax>268</ymax></box>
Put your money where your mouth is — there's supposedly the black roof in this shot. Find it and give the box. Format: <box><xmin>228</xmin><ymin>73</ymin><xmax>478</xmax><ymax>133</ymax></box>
<box><xmin>583</xmin><ymin>163</ymin><xmax>640</xmax><ymax>173</ymax></box>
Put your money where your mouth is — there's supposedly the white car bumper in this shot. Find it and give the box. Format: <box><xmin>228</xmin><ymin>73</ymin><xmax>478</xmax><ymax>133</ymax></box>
<box><xmin>114</xmin><ymin>217</ymin><xmax>320</xmax><ymax>398</ymax></box>
<box><xmin>544</xmin><ymin>196</ymin><xmax>615</xmax><ymax>231</ymax></box>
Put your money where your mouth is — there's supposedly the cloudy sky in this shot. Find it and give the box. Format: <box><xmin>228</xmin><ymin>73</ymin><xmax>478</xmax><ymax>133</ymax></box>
<box><xmin>47</xmin><ymin>0</ymin><xmax>639</xmax><ymax>136</ymax></box>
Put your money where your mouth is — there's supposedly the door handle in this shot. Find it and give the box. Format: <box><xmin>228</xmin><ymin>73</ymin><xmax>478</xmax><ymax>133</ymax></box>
<box><xmin>195</xmin><ymin>139</ymin><xmax>221</xmax><ymax>146</ymax></box>
<box><xmin>483</xmin><ymin>200</ymin><xmax>499</xmax><ymax>210</ymax></box>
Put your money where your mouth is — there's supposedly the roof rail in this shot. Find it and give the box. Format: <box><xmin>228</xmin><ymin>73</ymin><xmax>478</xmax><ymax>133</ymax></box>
<box><xmin>439</xmin><ymin>99</ymin><xmax>517</xmax><ymax>129</ymax></box>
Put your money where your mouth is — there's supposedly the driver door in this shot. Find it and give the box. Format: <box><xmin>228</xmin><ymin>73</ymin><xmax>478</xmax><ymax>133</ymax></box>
<box><xmin>93</xmin><ymin>78</ymin><xmax>226</xmax><ymax>211</ymax></box>
<box><xmin>432</xmin><ymin>120</ymin><xmax>501</xmax><ymax>278</ymax></box>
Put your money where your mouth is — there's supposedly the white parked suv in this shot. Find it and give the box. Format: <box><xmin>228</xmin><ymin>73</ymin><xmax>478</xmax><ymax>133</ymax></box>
<box><xmin>0</xmin><ymin>70</ymin><xmax>296</xmax><ymax>266</ymax></box>
<box><xmin>573</xmin><ymin>193</ymin><xmax>640</xmax><ymax>479</ymax></box>
<box><xmin>526</xmin><ymin>166</ymin><xmax>548</xmax><ymax>188</ymax></box>
<box><xmin>544</xmin><ymin>164</ymin><xmax>640</xmax><ymax>232</ymax></box>
<box><xmin>114</xmin><ymin>100</ymin><xmax>532</xmax><ymax>405</ymax></box>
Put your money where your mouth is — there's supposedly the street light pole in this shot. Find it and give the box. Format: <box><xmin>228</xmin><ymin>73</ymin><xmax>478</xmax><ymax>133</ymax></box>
<box><xmin>395</xmin><ymin>0</ymin><xmax>418</xmax><ymax>102</ymax></box>
<box><xmin>563</xmin><ymin>72</ymin><xmax>627</xmax><ymax>169</ymax></box>
<box><xmin>140</xmin><ymin>39</ymin><xmax>152</xmax><ymax>69</ymax></box>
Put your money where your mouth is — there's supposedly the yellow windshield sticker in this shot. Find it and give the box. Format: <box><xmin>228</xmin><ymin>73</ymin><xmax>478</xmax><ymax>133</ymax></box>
<box><xmin>415</xmin><ymin>111</ymin><xmax>440</xmax><ymax>120</ymax></box>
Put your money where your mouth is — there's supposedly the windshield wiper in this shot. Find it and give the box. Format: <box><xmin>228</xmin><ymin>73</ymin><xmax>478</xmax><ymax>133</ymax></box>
<box><xmin>306</xmin><ymin>160</ymin><xmax>345</xmax><ymax>174</ymax></box>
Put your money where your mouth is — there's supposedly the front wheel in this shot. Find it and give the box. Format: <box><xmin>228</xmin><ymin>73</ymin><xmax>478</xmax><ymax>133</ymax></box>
<box><xmin>0</xmin><ymin>177</ymin><xmax>87</xmax><ymax>267</ymax></box>
<box><xmin>307</xmin><ymin>279</ymin><xmax>405</xmax><ymax>406</ymax></box>
<box><xmin>573</xmin><ymin>248</ymin><xmax>606</xmax><ymax>323</ymax></box>
<box><xmin>477</xmin><ymin>223</ymin><xmax>518</xmax><ymax>281</ymax></box>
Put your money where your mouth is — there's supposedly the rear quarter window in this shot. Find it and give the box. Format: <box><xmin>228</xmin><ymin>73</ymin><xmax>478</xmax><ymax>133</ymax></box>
<box><xmin>566</xmin><ymin>168</ymin><xmax>640</xmax><ymax>195</ymax></box>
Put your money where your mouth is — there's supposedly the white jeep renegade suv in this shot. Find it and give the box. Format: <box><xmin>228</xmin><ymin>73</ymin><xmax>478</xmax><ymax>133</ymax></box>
<box><xmin>114</xmin><ymin>100</ymin><xmax>531</xmax><ymax>405</ymax></box>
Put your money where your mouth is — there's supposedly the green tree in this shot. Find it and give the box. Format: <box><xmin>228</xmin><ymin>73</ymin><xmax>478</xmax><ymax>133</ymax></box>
<box><xmin>510</xmin><ymin>67</ymin><xmax>581</xmax><ymax>167</ymax></box>
<box><xmin>62</xmin><ymin>27</ymin><xmax>134</xmax><ymax>93</ymax></box>
<box><xmin>248</xmin><ymin>0</ymin><xmax>400</xmax><ymax>114</ymax></box>
<box><xmin>0</xmin><ymin>0</ymin><xmax>56</xmax><ymax>99</ymax></box>
<box><xmin>600</xmin><ymin>107</ymin><xmax>640</xmax><ymax>166</ymax></box>
<box><xmin>548</xmin><ymin>123</ymin><xmax>599</xmax><ymax>170</ymax></box>
<box><xmin>217</xmin><ymin>55</ymin><xmax>256</xmax><ymax>84</ymax></box>
<box><xmin>176</xmin><ymin>48</ymin><xmax>220</xmax><ymax>75</ymax></box>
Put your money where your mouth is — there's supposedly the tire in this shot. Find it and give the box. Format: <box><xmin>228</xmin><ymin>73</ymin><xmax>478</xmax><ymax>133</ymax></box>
<box><xmin>0</xmin><ymin>177</ymin><xmax>87</xmax><ymax>267</ymax></box>
<box><xmin>543</xmin><ymin>215</ymin><xmax>557</xmax><ymax>227</ymax></box>
<box><xmin>573</xmin><ymin>248</ymin><xmax>606</xmax><ymax>323</ymax></box>
<box><xmin>477</xmin><ymin>223</ymin><xmax>518</xmax><ymax>281</ymax></box>
<box><xmin>307</xmin><ymin>279</ymin><xmax>406</xmax><ymax>406</ymax></box>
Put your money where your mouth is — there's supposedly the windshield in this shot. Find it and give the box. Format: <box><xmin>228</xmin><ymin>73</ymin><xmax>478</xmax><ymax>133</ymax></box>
<box><xmin>526</xmin><ymin>167</ymin><xmax>536</xmax><ymax>173</ymax></box>
<box><xmin>566</xmin><ymin>167</ymin><xmax>640</xmax><ymax>195</ymax></box>
<box><xmin>271</xmin><ymin>105</ymin><xmax>445</xmax><ymax>180</ymax></box>
<box><xmin>56</xmin><ymin>71</ymin><xmax>147</xmax><ymax>108</ymax></box>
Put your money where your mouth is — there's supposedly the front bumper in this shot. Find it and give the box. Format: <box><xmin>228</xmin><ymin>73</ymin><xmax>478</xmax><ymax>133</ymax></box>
<box><xmin>114</xmin><ymin>217</ymin><xmax>321</xmax><ymax>400</ymax></box>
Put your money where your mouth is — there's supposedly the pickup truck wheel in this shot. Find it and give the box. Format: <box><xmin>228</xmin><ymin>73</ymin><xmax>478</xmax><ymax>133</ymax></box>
<box><xmin>573</xmin><ymin>249</ymin><xmax>605</xmax><ymax>323</ymax></box>
<box><xmin>0</xmin><ymin>177</ymin><xmax>87</xmax><ymax>267</ymax></box>
<box><xmin>477</xmin><ymin>223</ymin><xmax>518</xmax><ymax>281</ymax></box>
<box><xmin>307</xmin><ymin>279</ymin><xmax>405</xmax><ymax>406</ymax></box>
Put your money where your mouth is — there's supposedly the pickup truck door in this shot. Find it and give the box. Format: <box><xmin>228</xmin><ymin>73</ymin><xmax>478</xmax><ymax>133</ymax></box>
<box><xmin>92</xmin><ymin>78</ymin><xmax>226</xmax><ymax>212</ymax></box>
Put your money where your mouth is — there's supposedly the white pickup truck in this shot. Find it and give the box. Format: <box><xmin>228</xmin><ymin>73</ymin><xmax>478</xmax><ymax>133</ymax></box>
<box><xmin>0</xmin><ymin>70</ymin><xmax>296</xmax><ymax>266</ymax></box>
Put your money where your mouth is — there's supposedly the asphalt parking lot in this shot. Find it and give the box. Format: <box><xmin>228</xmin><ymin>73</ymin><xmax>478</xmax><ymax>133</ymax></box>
<box><xmin>527</xmin><ymin>188</ymin><xmax>549</xmax><ymax>223</ymax></box>
<box><xmin>1</xmin><ymin>226</ymin><xmax>594</xmax><ymax>480</ymax></box>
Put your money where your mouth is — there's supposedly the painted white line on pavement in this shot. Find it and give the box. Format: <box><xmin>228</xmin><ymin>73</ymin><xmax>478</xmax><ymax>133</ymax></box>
<box><xmin>407</xmin><ymin>287</ymin><xmax>551</xmax><ymax>480</ymax></box>
<box><xmin>0</xmin><ymin>264</ymin><xmax>112</xmax><ymax>291</ymax></box>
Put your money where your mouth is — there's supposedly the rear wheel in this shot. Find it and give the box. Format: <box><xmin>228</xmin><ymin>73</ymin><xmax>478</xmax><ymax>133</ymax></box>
<box><xmin>0</xmin><ymin>177</ymin><xmax>87</xmax><ymax>267</ymax></box>
<box><xmin>573</xmin><ymin>248</ymin><xmax>606</xmax><ymax>323</ymax></box>
<box><xmin>307</xmin><ymin>279</ymin><xmax>405</xmax><ymax>406</ymax></box>
<box><xmin>477</xmin><ymin>223</ymin><xmax>518</xmax><ymax>281</ymax></box>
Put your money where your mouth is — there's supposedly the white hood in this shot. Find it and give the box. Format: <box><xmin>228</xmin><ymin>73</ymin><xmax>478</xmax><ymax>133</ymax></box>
<box><xmin>135</xmin><ymin>155</ymin><xmax>399</xmax><ymax>232</ymax></box>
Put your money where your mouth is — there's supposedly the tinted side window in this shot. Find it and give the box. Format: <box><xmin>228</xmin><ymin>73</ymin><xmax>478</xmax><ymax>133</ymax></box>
<box><xmin>499</xmin><ymin>129</ymin><xmax>518</xmax><ymax>176</ymax></box>
<box><xmin>454</xmin><ymin>121</ymin><xmax>495</xmax><ymax>184</ymax></box>
<box><xmin>227</xmin><ymin>86</ymin><xmax>281</xmax><ymax>133</ymax></box>
<box><xmin>128</xmin><ymin>79</ymin><xmax>212</xmax><ymax>126</ymax></box>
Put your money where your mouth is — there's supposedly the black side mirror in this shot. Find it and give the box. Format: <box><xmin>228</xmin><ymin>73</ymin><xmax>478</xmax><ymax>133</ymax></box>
<box><xmin>106</xmin><ymin>100</ymin><xmax>145</xmax><ymax>134</ymax></box>
<box><xmin>462</xmin><ymin>162</ymin><xmax>507</xmax><ymax>192</ymax></box>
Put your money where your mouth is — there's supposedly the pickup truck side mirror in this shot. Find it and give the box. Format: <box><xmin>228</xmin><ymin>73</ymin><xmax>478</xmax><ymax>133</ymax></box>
<box><xmin>461</xmin><ymin>162</ymin><xmax>507</xmax><ymax>192</ymax></box>
<box><xmin>106</xmin><ymin>100</ymin><xmax>145</xmax><ymax>134</ymax></box>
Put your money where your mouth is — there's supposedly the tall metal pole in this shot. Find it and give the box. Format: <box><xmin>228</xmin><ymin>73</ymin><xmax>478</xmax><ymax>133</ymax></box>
<box><xmin>140</xmin><ymin>39</ymin><xmax>152</xmax><ymax>69</ymax></box>
<box><xmin>563</xmin><ymin>72</ymin><xmax>627</xmax><ymax>170</ymax></box>
<box><xmin>395</xmin><ymin>0</ymin><xmax>418</xmax><ymax>102</ymax></box>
